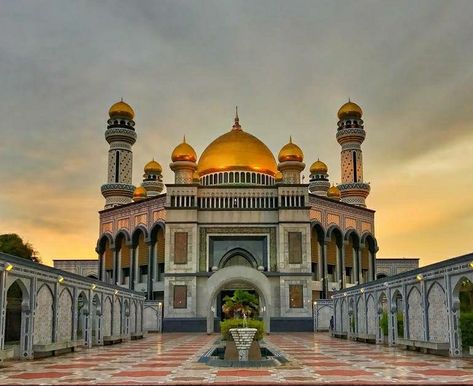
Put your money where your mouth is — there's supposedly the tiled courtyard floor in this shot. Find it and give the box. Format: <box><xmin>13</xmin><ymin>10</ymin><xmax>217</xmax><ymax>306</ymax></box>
<box><xmin>1</xmin><ymin>332</ymin><xmax>473</xmax><ymax>384</ymax></box>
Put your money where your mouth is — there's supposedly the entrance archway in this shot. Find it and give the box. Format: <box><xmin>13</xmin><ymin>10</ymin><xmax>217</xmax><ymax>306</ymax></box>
<box><xmin>4</xmin><ymin>279</ymin><xmax>29</xmax><ymax>356</ymax></box>
<box><xmin>206</xmin><ymin>266</ymin><xmax>271</xmax><ymax>334</ymax></box>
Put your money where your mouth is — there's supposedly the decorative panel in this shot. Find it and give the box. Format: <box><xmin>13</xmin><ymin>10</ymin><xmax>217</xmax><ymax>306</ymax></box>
<box><xmin>117</xmin><ymin>218</ymin><xmax>129</xmax><ymax>230</ymax></box>
<box><xmin>327</xmin><ymin>213</ymin><xmax>340</xmax><ymax>226</ymax></box>
<box><xmin>135</xmin><ymin>213</ymin><xmax>147</xmax><ymax>227</ymax></box>
<box><xmin>174</xmin><ymin>232</ymin><xmax>188</xmax><ymax>264</ymax></box>
<box><xmin>288</xmin><ymin>232</ymin><xmax>303</xmax><ymax>264</ymax></box>
<box><xmin>345</xmin><ymin>217</ymin><xmax>356</xmax><ymax>230</ymax></box>
<box><xmin>289</xmin><ymin>285</ymin><xmax>303</xmax><ymax>308</ymax></box>
<box><xmin>173</xmin><ymin>285</ymin><xmax>187</xmax><ymax>309</ymax></box>
<box><xmin>102</xmin><ymin>222</ymin><xmax>113</xmax><ymax>234</ymax></box>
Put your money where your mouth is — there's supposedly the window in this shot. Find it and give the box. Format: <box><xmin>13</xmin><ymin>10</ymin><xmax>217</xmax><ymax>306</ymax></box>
<box><xmin>288</xmin><ymin>232</ymin><xmax>303</xmax><ymax>264</ymax></box>
<box><xmin>174</xmin><ymin>232</ymin><xmax>188</xmax><ymax>264</ymax></box>
<box><xmin>311</xmin><ymin>262</ymin><xmax>318</xmax><ymax>281</ymax></box>
<box><xmin>289</xmin><ymin>285</ymin><xmax>303</xmax><ymax>308</ymax></box>
<box><xmin>173</xmin><ymin>285</ymin><xmax>187</xmax><ymax>308</ymax></box>
<box><xmin>139</xmin><ymin>265</ymin><xmax>148</xmax><ymax>283</ymax></box>
<box><xmin>115</xmin><ymin>151</ymin><xmax>120</xmax><ymax>183</ymax></box>
<box><xmin>353</xmin><ymin>151</ymin><xmax>358</xmax><ymax>182</ymax></box>
<box><xmin>121</xmin><ymin>268</ymin><xmax>130</xmax><ymax>285</ymax></box>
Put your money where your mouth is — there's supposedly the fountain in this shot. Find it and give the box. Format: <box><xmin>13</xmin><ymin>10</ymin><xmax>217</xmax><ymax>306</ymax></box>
<box><xmin>229</xmin><ymin>315</ymin><xmax>257</xmax><ymax>361</ymax></box>
<box><xmin>198</xmin><ymin>312</ymin><xmax>288</xmax><ymax>367</ymax></box>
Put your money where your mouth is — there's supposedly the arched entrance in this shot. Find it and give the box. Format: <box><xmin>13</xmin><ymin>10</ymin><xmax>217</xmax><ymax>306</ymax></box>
<box><xmin>4</xmin><ymin>280</ymin><xmax>29</xmax><ymax>357</ymax></box>
<box><xmin>206</xmin><ymin>266</ymin><xmax>271</xmax><ymax>334</ymax></box>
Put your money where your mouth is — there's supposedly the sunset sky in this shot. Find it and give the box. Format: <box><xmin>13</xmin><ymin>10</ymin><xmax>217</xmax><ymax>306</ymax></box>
<box><xmin>1</xmin><ymin>1</ymin><xmax>472</xmax><ymax>267</ymax></box>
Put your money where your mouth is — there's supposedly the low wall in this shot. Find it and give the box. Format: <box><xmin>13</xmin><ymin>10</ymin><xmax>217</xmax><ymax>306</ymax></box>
<box><xmin>0</xmin><ymin>253</ymin><xmax>145</xmax><ymax>360</ymax></box>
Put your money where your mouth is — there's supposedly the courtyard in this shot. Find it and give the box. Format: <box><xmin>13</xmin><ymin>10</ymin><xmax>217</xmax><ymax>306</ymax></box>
<box><xmin>1</xmin><ymin>332</ymin><xmax>473</xmax><ymax>384</ymax></box>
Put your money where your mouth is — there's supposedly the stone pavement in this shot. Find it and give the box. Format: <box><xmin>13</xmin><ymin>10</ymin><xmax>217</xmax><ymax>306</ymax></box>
<box><xmin>1</xmin><ymin>332</ymin><xmax>473</xmax><ymax>384</ymax></box>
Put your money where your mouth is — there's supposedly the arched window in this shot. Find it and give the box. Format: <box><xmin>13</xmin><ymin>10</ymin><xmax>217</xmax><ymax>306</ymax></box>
<box><xmin>224</xmin><ymin>173</ymin><xmax>228</xmax><ymax>183</ymax></box>
<box><xmin>229</xmin><ymin>172</ymin><xmax>234</xmax><ymax>183</ymax></box>
<box><xmin>235</xmin><ymin>172</ymin><xmax>240</xmax><ymax>183</ymax></box>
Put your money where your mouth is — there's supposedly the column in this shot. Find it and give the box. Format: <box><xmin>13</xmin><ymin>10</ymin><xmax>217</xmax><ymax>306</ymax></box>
<box><xmin>323</xmin><ymin>242</ymin><xmax>328</xmax><ymax>298</ymax></box>
<box><xmin>72</xmin><ymin>287</ymin><xmax>78</xmax><ymax>342</ymax></box>
<box><xmin>420</xmin><ymin>279</ymin><xmax>429</xmax><ymax>341</ymax></box>
<box><xmin>98</xmin><ymin>252</ymin><xmax>103</xmax><ymax>281</ymax></box>
<box><xmin>0</xmin><ymin>270</ymin><xmax>6</xmax><ymax>350</ymax></box>
<box><xmin>147</xmin><ymin>242</ymin><xmax>154</xmax><ymax>300</ymax></box>
<box><xmin>23</xmin><ymin>277</ymin><xmax>36</xmax><ymax>359</ymax></box>
<box><xmin>339</xmin><ymin>243</ymin><xmax>345</xmax><ymax>289</ymax></box>
<box><xmin>52</xmin><ymin>282</ymin><xmax>59</xmax><ymax>342</ymax></box>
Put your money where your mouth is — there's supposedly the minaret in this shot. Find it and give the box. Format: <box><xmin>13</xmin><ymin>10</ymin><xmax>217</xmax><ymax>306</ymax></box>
<box><xmin>101</xmin><ymin>100</ymin><xmax>137</xmax><ymax>208</ymax></box>
<box><xmin>308</xmin><ymin>159</ymin><xmax>330</xmax><ymax>196</ymax></box>
<box><xmin>142</xmin><ymin>159</ymin><xmax>164</xmax><ymax>196</ymax></box>
<box><xmin>170</xmin><ymin>136</ymin><xmax>197</xmax><ymax>184</ymax></box>
<box><xmin>336</xmin><ymin>100</ymin><xmax>370</xmax><ymax>207</ymax></box>
<box><xmin>277</xmin><ymin>137</ymin><xmax>305</xmax><ymax>184</ymax></box>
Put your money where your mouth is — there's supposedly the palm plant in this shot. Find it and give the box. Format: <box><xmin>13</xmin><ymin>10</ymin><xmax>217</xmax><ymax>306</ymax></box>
<box><xmin>222</xmin><ymin>289</ymin><xmax>259</xmax><ymax>319</ymax></box>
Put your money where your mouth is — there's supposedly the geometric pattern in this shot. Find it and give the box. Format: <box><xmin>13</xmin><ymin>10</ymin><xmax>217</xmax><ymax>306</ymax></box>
<box><xmin>2</xmin><ymin>332</ymin><xmax>473</xmax><ymax>384</ymax></box>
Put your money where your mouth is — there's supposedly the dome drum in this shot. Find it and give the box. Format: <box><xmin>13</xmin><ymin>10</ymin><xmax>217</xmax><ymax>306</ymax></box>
<box><xmin>201</xmin><ymin>170</ymin><xmax>275</xmax><ymax>186</ymax></box>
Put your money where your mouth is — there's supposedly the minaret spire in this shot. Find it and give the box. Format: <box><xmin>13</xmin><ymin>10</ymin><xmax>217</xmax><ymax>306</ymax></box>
<box><xmin>232</xmin><ymin>106</ymin><xmax>241</xmax><ymax>130</ymax></box>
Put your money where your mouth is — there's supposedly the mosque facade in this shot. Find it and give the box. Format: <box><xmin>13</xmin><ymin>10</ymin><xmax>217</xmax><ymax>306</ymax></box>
<box><xmin>97</xmin><ymin>101</ymin><xmax>378</xmax><ymax>332</ymax></box>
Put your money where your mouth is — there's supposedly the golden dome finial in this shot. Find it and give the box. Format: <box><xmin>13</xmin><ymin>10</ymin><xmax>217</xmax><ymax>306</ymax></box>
<box><xmin>278</xmin><ymin>137</ymin><xmax>304</xmax><ymax>163</ymax></box>
<box><xmin>232</xmin><ymin>106</ymin><xmax>241</xmax><ymax>131</ymax></box>
<box><xmin>172</xmin><ymin>138</ymin><xmax>197</xmax><ymax>162</ymax></box>
<box><xmin>109</xmin><ymin>99</ymin><xmax>135</xmax><ymax>120</ymax></box>
<box><xmin>337</xmin><ymin>100</ymin><xmax>362</xmax><ymax>120</ymax></box>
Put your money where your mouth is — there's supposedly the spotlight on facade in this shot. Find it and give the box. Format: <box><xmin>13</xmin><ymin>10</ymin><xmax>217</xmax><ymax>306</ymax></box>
<box><xmin>114</xmin><ymin>289</ymin><xmax>119</xmax><ymax>295</ymax></box>
<box><xmin>360</xmin><ymin>288</ymin><xmax>365</xmax><ymax>293</ymax></box>
<box><xmin>469</xmin><ymin>262</ymin><xmax>473</xmax><ymax>269</ymax></box>
<box><xmin>416</xmin><ymin>274</ymin><xmax>424</xmax><ymax>281</ymax></box>
<box><xmin>91</xmin><ymin>284</ymin><xmax>96</xmax><ymax>290</ymax></box>
<box><xmin>4</xmin><ymin>262</ymin><xmax>13</xmax><ymax>272</ymax></box>
<box><xmin>343</xmin><ymin>292</ymin><xmax>347</xmax><ymax>297</ymax></box>
<box><xmin>384</xmin><ymin>282</ymin><xmax>389</xmax><ymax>287</ymax></box>
<box><xmin>313</xmin><ymin>301</ymin><xmax>317</xmax><ymax>306</ymax></box>
<box><xmin>57</xmin><ymin>275</ymin><xmax>64</xmax><ymax>284</ymax></box>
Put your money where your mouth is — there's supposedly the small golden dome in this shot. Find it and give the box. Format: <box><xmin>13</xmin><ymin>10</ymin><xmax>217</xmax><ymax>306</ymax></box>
<box><xmin>278</xmin><ymin>137</ymin><xmax>304</xmax><ymax>163</ymax></box>
<box><xmin>133</xmin><ymin>185</ymin><xmax>147</xmax><ymax>201</ymax></box>
<box><xmin>171</xmin><ymin>137</ymin><xmax>197</xmax><ymax>163</ymax></box>
<box><xmin>109</xmin><ymin>100</ymin><xmax>135</xmax><ymax>120</ymax></box>
<box><xmin>310</xmin><ymin>159</ymin><xmax>328</xmax><ymax>174</ymax></box>
<box><xmin>327</xmin><ymin>185</ymin><xmax>341</xmax><ymax>200</ymax></box>
<box><xmin>197</xmin><ymin>117</ymin><xmax>277</xmax><ymax>176</ymax></box>
<box><xmin>337</xmin><ymin>100</ymin><xmax>362</xmax><ymax>120</ymax></box>
<box><xmin>275</xmin><ymin>171</ymin><xmax>283</xmax><ymax>182</ymax></box>
<box><xmin>144</xmin><ymin>159</ymin><xmax>162</xmax><ymax>174</ymax></box>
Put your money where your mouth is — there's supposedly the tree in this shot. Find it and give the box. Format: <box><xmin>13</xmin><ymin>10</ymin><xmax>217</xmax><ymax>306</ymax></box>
<box><xmin>222</xmin><ymin>289</ymin><xmax>259</xmax><ymax>319</ymax></box>
<box><xmin>0</xmin><ymin>234</ymin><xmax>40</xmax><ymax>262</ymax></box>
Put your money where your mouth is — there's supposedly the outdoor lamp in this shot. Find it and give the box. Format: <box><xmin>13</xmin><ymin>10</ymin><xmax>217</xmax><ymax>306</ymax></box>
<box><xmin>416</xmin><ymin>274</ymin><xmax>424</xmax><ymax>281</ymax></box>
<box><xmin>360</xmin><ymin>288</ymin><xmax>365</xmax><ymax>293</ymax></box>
<box><xmin>4</xmin><ymin>262</ymin><xmax>13</xmax><ymax>272</ymax></box>
<box><xmin>469</xmin><ymin>262</ymin><xmax>473</xmax><ymax>269</ymax></box>
<box><xmin>114</xmin><ymin>289</ymin><xmax>119</xmax><ymax>295</ymax></box>
<box><xmin>90</xmin><ymin>283</ymin><xmax>96</xmax><ymax>290</ymax></box>
<box><xmin>57</xmin><ymin>275</ymin><xmax>65</xmax><ymax>284</ymax></box>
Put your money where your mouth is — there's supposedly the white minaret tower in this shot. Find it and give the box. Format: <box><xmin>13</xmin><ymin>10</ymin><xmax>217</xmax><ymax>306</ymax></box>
<box><xmin>101</xmin><ymin>100</ymin><xmax>137</xmax><ymax>208</ymax></box>
<box><xmin>336</xmin><ymin>100</ymin><xmax>370</xmax><ymax>207</ymax></box>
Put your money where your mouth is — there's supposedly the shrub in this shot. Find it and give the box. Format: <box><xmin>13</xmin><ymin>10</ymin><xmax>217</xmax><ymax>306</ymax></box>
<box><xmin>397</xmin><ymin>312</ymin><xmax>404</xmax><ymax>337</ymax></box>
<box><xmin>459</xmin><ymin>312</ymin><xmax>473</xmax><ymax>348</ymax></box>
<box><xmin>380</xmin><ymin>311</ymin><xmax>388</xmax><ymax>336</ymax></box>
<box><xmin>220</xmin><ymin>318</ymin><xmax>264</xmax><ymax>341</ymax></box>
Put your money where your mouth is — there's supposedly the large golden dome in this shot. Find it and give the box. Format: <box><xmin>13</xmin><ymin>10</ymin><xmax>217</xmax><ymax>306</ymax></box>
<box><xmin>109</xmin><ymin>100</ymin><xmax>135</xmax><ymax>120</ymax></box>
<box><xmin>197</xmin><ymin>116</ymin><xmax>277</xmax><ymax>176</ymax></box>
<box><xmin>171</xmin><ymin>137</ymin><xmax>197</xmax><ymax>163</ymax></box>
<box><xmin>337</xmin><ymin>100</ymin><xmax>362</xmax><ymax>120</ymax></box>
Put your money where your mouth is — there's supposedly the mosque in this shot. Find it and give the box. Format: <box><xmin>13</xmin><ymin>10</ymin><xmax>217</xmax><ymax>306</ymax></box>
<box><xmin>96</xmin><ymin>100</ymin><xmax>378</xmax><ymax>332</ymax></box>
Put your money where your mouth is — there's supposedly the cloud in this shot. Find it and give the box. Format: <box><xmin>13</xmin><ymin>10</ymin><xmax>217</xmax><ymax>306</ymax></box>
<box><xmin>1</xmin><ymin>0</ymin><xmax>473</xmax><ymax>267</ymax></box>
